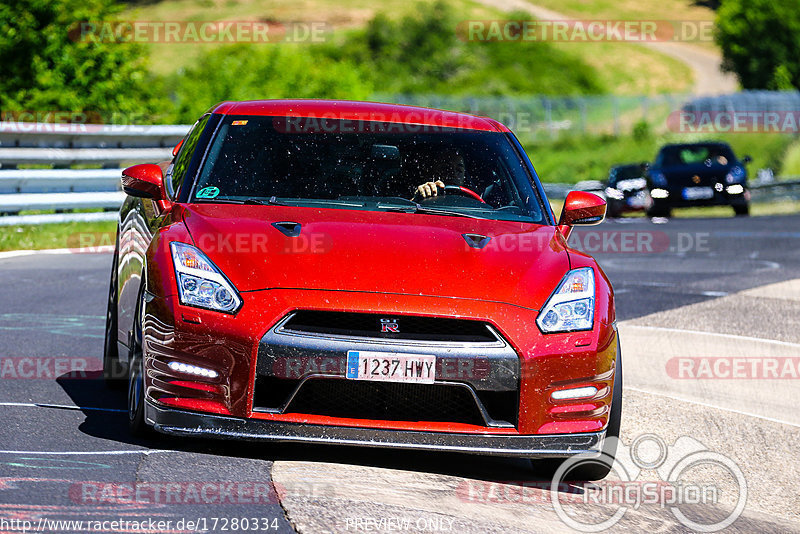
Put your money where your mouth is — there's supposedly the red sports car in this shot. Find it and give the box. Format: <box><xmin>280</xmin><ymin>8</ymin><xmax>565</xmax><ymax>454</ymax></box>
<box><xmin>104</xmin><ymin>100</ymin><xmax>620</xmax><ymax>479</ymax></box>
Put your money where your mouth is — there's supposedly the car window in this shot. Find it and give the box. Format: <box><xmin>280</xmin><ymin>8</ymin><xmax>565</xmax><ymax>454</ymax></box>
<box><xmin>609</xmin><ymin>166</ymin><xmax>643</xmax><ymax>184</ymax></box>
<box><xmin>192</xmin><ymin>116</ymin><xmax>546</xmax><ymax>223</ymax></box>
<box><xmin>170</xmin><ymin>114</ymin><xmax>211</xmax><ymax>198</ymax></box>
<box><xmin>657</xmin><ymin>145</ymin><xmax>734</xmax><ymax>167</ymax></box>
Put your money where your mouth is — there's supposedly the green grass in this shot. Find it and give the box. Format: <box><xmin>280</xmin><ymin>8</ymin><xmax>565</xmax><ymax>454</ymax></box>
<box><xmin>781</xmin><ymin>140</ymin><xmax>800</xmax><ymax>176</ymax></box>
<box><xmin>0</xmin><ymin>221</ymin><xmax>117</xmax><ymax>252</ymax></box>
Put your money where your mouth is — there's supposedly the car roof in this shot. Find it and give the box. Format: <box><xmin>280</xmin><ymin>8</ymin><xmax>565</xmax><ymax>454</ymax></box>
<box><xmin>659</xmin><ymin>141</ymin><xmax>732</xmax><ymax>150</ymax></box>
<box><xmin>207</xmin><ymin>99</ymin><xmax>510</xmax><ymax>133</ymax></box>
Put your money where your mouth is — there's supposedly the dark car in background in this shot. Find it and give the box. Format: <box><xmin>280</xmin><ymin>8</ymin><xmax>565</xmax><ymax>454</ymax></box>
<box><xmin>646</xmin><ymin>142</ymin><xmax>751</xmax><ymax>217</ymax></box>
<box><xmin>603</xmin><ymin>163</ymin><xmax>652</xmax><ymax>218</ymax></box>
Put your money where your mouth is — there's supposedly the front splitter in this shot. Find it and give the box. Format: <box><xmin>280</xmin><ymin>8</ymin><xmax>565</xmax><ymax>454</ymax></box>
<box><xmin>146</xmin><ymin>401</ymin><xmax>604</xmax><ymax>458</ymax></box>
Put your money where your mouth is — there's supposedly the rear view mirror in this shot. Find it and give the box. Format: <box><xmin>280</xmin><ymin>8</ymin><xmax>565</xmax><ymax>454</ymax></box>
<box><xmin>371</xmin><ymin>144</ymin><xmax>400</xmax><ymax>160</ymax></box>
<box><xmin>121</xmin><ymin>164</ymin><xmax>167</xmax><ymax>200</ymax></box>
<box><xmin>560</xmin><ymin>191</ymin><xmax>607</xmax><ymax>226</ymax></box>
<box><xmin>558</xmin><ymin>191</ymin><xmax>606</xmax><ymax>240</ymax></box>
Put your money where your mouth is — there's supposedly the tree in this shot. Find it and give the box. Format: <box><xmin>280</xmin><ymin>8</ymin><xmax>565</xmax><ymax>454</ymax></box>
<box><xmin>715</xmin><ymin>0</ymin><xmax>800</xmax><ymax>90</ymax></box>
<box><xmin>0</xmin><ymin>0</ymin><xmax>163</xmax><ymax>122</ymax></box>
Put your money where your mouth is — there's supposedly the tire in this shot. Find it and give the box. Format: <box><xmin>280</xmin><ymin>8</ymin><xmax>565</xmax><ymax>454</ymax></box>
<box><xmin>531</xmin><ymin>345</ymin><xmax>623</xmax><ymax>481</ymax></box>
<box><xmin>646</xmin><ymin>205</ymin><xmax>671</xmax><ymax>218</ymax></box>
<box><xmin>127</xmin><ymin>292</ymin><xmax>153</xmax><ymax>437</ymax></box>
<box><xmin>733</xmin><ymin>203</ymin><xmax>750</xmax><ymax>216</ymax></box>
<box><xmin>103</xmin><ymin>241</ymin><xmax>126</xmax><ymax>389</ymax></box>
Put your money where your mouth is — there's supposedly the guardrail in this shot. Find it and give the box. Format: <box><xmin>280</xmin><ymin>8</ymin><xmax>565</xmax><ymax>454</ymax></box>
<box><xmin>0</xmin><ymin>122</ymin><xmax>188</xmax><ymax>224</ymax></box>
<box><xmin>0</xmin><ymin>122</ymin><xmax>797</xmax><ymax>225</ymax></box>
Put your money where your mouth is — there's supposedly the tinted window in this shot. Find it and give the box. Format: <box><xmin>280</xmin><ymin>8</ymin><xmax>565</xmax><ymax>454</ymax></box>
<box><xmin>192</xmin><ymin>116</ymin><xmax>545</xmax><ymax>223</ymax></box>
<box><xmin>170</xmin><ymin>114</ymin><xmax>211</xmax><ymax>197</ymax></box>
<box><xmin>609</xmin><ymin>165</ymin><xmax>644</xmax><ymax>184</ymax></box>
<box><xmin>656</xmin><ymin>144</ymin><xmax>734</xmax><ymax>167</ymax></box>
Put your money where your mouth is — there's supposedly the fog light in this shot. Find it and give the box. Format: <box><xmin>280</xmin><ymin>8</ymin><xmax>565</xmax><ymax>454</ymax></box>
<box><xmin>726</xmin><ymin>184</ymin><xmax>744</xmax><ymax>194</ymax></box>
<box><xmin>650</xmin><ymin>188</ymin><xmax>669</xmax><ymax>199</ymax></box>
<box><xmin>168</xmin><ymin>361</ymin><xmax>218</xmax><ymax>379</ymax></box>
<box><xmin>551</xmin><ymin>385</ymin><xmax>598</xmax><ymax>401</ymax></box>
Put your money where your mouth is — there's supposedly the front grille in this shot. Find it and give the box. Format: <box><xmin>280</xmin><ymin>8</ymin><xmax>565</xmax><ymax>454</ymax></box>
<box><xmin>282</xmin><ymin>379</ymin><xmax>485</xmax><ymax>425</ymax></box>
<box><xmin>281</xmin><ymin>311</ymin><xmax>498</xmax><ymax>343</ymax></box>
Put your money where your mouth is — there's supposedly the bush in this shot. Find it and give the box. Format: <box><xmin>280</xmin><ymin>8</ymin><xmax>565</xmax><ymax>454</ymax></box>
<box><xmin>0</xmin><ymin>0</ymin><xmax>164</xmax><ymax>120</ymax></box>
<box><xmin>715</xmin><ymin>0</ymin><xmax>800</xmax><ymax>89</ymax></box>
<box><xmin>167</xmin><ymin>45</ymin><xmax>372</xmax><ymax>123</ymax></box>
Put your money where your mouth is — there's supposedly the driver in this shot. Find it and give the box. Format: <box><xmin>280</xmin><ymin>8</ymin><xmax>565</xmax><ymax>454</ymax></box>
<box><xmin>414</xmin><ymin>150</ymin><xmax>466</xmax><ymax>199</ymax></box>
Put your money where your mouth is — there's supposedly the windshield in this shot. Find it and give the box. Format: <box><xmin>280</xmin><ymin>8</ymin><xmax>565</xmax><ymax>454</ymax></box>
<box><xmin>192</xmin><ymin>115</ymin><xmax>546</xmax><ymax>223</ymax></box>
<box><xmin>609</xmin><ymin>165</ymin><xmax>644</xmax><ymax>184</ymax></box>
<box><xmin>656</xmin><ymin>144</ymin><xmax>735</xmax><ymax>167</ymax></box>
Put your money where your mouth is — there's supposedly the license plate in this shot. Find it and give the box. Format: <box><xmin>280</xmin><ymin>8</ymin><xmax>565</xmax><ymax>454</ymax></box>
<box><xmin>682</xmin><ymin>186</ymin><xmax>714</xmax><ymax>200</ymax></box>
<box><xmin>346</xmin><ymin>351</ymin><xmax>435</xmax><ymax>384</ymax></box>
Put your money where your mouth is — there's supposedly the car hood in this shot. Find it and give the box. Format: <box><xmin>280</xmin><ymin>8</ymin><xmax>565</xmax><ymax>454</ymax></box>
<box><xmin>181</xmin><ymin>204</ymin><xmax>570</xmax><ymax>309</ymax></box>
<box><xmin>658</xmin><ymin>163</ymin><xmax>733</xmax><ymax>187</ymax></box>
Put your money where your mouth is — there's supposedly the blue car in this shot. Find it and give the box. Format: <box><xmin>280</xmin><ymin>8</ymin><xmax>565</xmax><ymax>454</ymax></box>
<box><xmin>646</xmin><ymin>142</ymin><xmax>751</xmax><ymax>217</ymax></box>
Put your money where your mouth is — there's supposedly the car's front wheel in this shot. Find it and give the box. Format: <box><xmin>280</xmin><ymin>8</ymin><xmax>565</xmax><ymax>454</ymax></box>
<box><xmin>103</xmin><ymin>241</ymin><xmax>126</xmax><ymax>389</ymax></box>
<box><xmin>646</xmin><ymin>205</ymin><xmax>671</xmax><ymax>218</ymax></box>
<box><xmin>732</xmin><ymin>202</ymin><xmax>750</xmax><ymax>216</ymax></box>
<box><xmin>127</xmin><ymin>292</ymin><xmax>152</xmax><ymax>437</ymax></box>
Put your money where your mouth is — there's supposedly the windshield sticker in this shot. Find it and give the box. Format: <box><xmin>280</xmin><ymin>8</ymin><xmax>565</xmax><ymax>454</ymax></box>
<box><xmin>196</xmin><ymin>186</ymin><xmax>220</xmax><ymax>199</ymax></box>
<box><xmin>231</xmin><ymin>120</ymin><xmax>248</xmax><ymax>126</ymax></box>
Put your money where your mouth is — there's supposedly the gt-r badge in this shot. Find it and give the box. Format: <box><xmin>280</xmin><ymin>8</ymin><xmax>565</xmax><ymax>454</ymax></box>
<box><xmin>380</xmin><ymin>318</ymin><xmax>400</xmax><ymax>333</ymax></box>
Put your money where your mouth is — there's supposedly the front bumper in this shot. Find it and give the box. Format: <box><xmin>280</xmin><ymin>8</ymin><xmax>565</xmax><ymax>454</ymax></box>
<box><xmin>146</xmin><ymin>400</ymin><xmax>605</xmax><ymax>458</ymax></box>
<box><xmin>142</xmin><ymin>287</ymin><xmax>617</xmax><ymax>435</ymax></box>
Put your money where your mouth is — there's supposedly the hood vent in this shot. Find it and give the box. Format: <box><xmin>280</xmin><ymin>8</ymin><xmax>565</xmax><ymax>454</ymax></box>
<box><xmin>462</xmin><ymin>233</ymin><xmax>491</xmax><ymax>249</ymax></box>
<box><xmin>272</xmin><ymin>221</ymin><xmax>302</xmax><ymax>237</ymax></box>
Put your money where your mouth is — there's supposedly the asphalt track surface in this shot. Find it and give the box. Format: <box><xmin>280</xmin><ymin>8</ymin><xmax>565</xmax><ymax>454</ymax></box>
<box><xmin>1</xmin><ymin>213</ymin><xmax>799</xmax><ymax>533</ymax></box>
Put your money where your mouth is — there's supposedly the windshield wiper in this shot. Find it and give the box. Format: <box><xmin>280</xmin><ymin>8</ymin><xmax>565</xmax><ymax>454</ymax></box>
<box><xmin>242</xmin><ymin>197</ymin><xmax>289</xmax><ymax>206</ymax></box>
<box><xmin>240</xmin><ymin>197</ymin><xmax>365</xmax><ymax>207</ymax></box>
<box><xmin>379</xmin><ymin>200</ymin><xmax>486</xmax><ymax>219</ymax></box>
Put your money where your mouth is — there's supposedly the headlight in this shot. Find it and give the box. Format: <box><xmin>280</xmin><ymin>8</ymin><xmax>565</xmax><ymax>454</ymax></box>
<box><xmin>725</xmin><ymin>166</ymin><xmax>746</xmax><ymax>183</ymax></box>
<box><xmin>604</xmin><ymin>187</ymin><xmax>624</xmax><ymax>200</ymax></box>
<box><xmin>536</xmin><ymin>267</ymin><xmax>595</xmax><ymax>334</ymax></box>
<box><xmin>650</xmin><ymin>188</ymin><xmax>669</xmax><ymax>199</ymax></box>
<box><xmin>170</xmin><ymin>242</ymin><xmax>242</xmax><ymax>313</ymax></box>
<box><xmin>650</xmin><ymin>170</ymin><xmax>667</xmax><ymax>187</ymax></box>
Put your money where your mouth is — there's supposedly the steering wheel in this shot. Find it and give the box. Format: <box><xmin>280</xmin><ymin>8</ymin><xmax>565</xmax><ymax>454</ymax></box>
<box><xmin>414</xmin><ymin>184</ymin><xmax>486</xmax><ymax>203</ymax></box>
<box><xmin>444</xmin><ymin>185</ymin><xmax>486</xmax><ymax>203</ymax></box>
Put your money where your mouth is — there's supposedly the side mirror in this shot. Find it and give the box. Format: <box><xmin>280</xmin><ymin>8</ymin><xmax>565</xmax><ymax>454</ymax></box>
<box><xmin>172</xmin><ymin>139</ymin><xmax>184</xmax><ymax>158</ymax></box>
<box><xmin>558</xmin><ymin>191</ymin><xmax>606</xmax><ymax>240</ymax></box>
<box><xmin>742</xmin><ymin>155</ymin><xmax>752</xmax><ymax>164</ymax></box>
<box><xmin>121</xmin><ymin>164</ymin><xmax>166</xmax><ymax>200</ymax></box>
